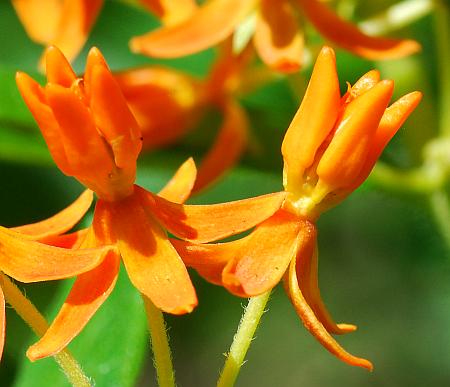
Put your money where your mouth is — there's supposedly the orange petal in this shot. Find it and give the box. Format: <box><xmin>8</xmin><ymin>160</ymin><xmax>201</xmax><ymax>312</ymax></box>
<box><xmin>142</xmin><ymin>188</ymin><xmax>286</xmax><ymax>243</ymax></box>
<box><xmin>139</xmin><ymin>0</ymin><xmax>197</xmax><ymax>25</ymax></box>
<box><xmin>45</xmin><ymin>46</ymin><xmax>77</xmax><ymax>87</ymax></box>
<box><xmin>15</xmin><ymin>72</ymin><xmax>71</xmax><ymax>175</ymax></box>
<box><xmin>297</xmin><ymin>0</ymin><xmax>420</xmax><ymax>59</ymax></box>
<box><xmin>223</xmin><ymin>210</ymin><xmax>304</xmax><ymax>296</ymax></box>
<box><xmin>287</xmin><ymin>257</ymin><xmax>373</xmax><ymax>370</ymax></box>
<box><xmin>11</xmin><ymin>190</ymin><xmax>93</xmax><ymax>240</ymax></box>
<box><xmin>130</xmin><ymin>0</ymin><xmax>256</xmax><ymax>58</ymax></box>
<box><xmin>12</xmin><ymin>0</ymin><xmax>62</xmax><ymax>45</ymax></box>
<box><xmin>84</xmin><ymin>47</ymin><xmax>109</xmax><ymax>100</ymax></box>
<box><xmin>193</xmin><ymin>100</ymin><xmax>248</xmax><ymax>193</ymax></box>
<box><xmin>295</xmin><ymin>227</ymin><xmax>356</xmax><ymax>334</ymax></box>
<box><xmin>0</xmin><ymin>285</ymin><xmax>5</xmax><ymax>361</ymax></box>
<box><xmin>352</xmin><ymin>91</ymin><xmax>422</xmax><ymax>189</ymax></box>
<box><xmin>253</xmin><ymin>0</ymin><xmax>304</xmax><ymax>73</ymax></box>
<box><xmin>42</xmin><ymin>229</ymin><xmax>89</xmax><ymax>249</ymax></box>
<box><xmin>342</xmin><ymin>69</ymin><xmax>380</xmax><ymax>103</ymax></box>
<box><xmin>106</xmin><ymin>191</ymin><xmax>197</xmax><ymax>314</ymax></box>
<box><xmin>0</xmin><ymin>226</ymin><xmax>112</xmax><ymax>283</ymax></box>
<box><xmin>158</xmin><ymin>158</ymin><xmax>197</xmax><ymax>203</ymax></box>
<box><xmin>89</xmin><ymin>64</ymin><xmax>142</xmax><ymax>169</ymax></box>
<box><xmin>26</xmin><ymin>251</ymin><xmax>120</xmax><ymax>360</ymax></box>
<box><xmin>171</xmin><ymin>237</ymin><xmax>244</xmax><ymax>286</ymax></box>
<box><xmin>281</xmin><ymin>46</ymin><xmax>340</xmax><ymax>192</ymax></box>
<box><xmin>317</xmin><ymin>79</ymin><xmax>394</xmax><ymax>191</ymax></box>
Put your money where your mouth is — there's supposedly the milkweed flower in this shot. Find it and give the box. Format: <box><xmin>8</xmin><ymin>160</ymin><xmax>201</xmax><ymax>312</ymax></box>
<box><xmin>12</xmin><ymin>0</ymin><xmax>103</xmax><ymax>66</ymax></box>
<box><xmin>173</xmin><ymin>47</ymin><xmax>422</xmax><ymax>369</ymax></box>
<box><xmin>130</xmin><ymin>0</ymin><xmax>420</xmax><ymax>72</ymax></box>
<box><xmin>16</xmin><ymin>46</ymin><xmax>286</xmax><ymax>360</ymax></box>
<box><xmin>0</xmin><ymin>189</ymin><xmax>114</xmax><ymax>361</ymax></box>
<box><xmin>115</xmin><ymin>40</ymin><xmax>253</xmax><ymax>191</ymax></box>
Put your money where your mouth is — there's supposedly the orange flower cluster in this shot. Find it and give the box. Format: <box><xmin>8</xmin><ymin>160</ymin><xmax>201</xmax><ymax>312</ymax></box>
<box><xmin>2</xmin><ymin>0</ymin><xmax>422</xmax><ymax>373</ymax></box>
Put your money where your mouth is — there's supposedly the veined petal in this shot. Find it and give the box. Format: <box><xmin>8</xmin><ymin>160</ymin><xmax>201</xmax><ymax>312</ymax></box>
<box><xmin>12</xmin><ymin>0</ymin><xmax>62</xmax><ymax>45</ymax></box>
<box><xmin>171</xmin><ymin>238</ymin><xmax>244</xmax><ymax>286</ymax></box>
<box><xmin>139</xmin><ymin>0</ymin><xmax>197</xmax><ymax>25</ymax></box>
<box><xmin>107</xmin><ymin>192</ymin><xmax>197</xmax><ymax>314</ymax></box>
<box><xmin>142</xmin><ymin>187</ymin><xmax>286</xmax><ymax>243</ymax></box>
<box><xmin>45</xmin><ymin>46</ymin><xmax>77</xmax><ymax>87</ymax></box>
<box><xmin>15</xmin><ymin>72</ymin><xmax>71</xmax><ymax>175</ymax></box>
<box><xmin>351</xmin><ymin>91</ymin><xmax>422</xmax><ymax>189</ymax></box>
<box><xmin>0</xmin><ymin>285</ymin><xmax>5</xmax><ymax>361</ymax></box>
<box><xmin>296</xmin><ymin>0</ymin><xmax>420</xmax><ymax>59</ymax></box>
<box><xmin>27</xmin><ymin>251</ymin><xmax>120</xmax><ymax>360</ymax></box>
<box><xmin>158</xmin><ymin>158</ymin><xmax>197</xmax><ymax>203</ymax></box>
<box><xmin>253</xmin><ymin>0</ymin><xmax>304</xmax><ymax>73</ymax></box>
<box><xmin>296</xmin><ymin>229</ymin><xmax>356</xmax><ymax>334</ymax></box>
<box><xmin>11</xmin><ymin>190</ymin><xmax>93</xmax><ymax>240</ymax></box>
<box><xmin>89</xmin><ymin>64</ymin><xmax>142</xmax><ymax>168</ymax></box>
<box><xmin>193</xmin><ymin>100</ymin><xmax>248</xmax><ymax>193</ymax></box>
<box><xmin>281</xmin><ymin>46</ymin><xmax>340</xmax><ymax>192</ymax></box>
<box><xmin>317</xmin><ymin>79</ymin><xmax>394</xmax><ymax>191</ymax></box>
<box><xmin>287</xmin><ymin>257</ymin><xmax>373</xmax><ymax>370</ymax></box>
<box><xmin>130</xmin><ymin>0</ymin><xmax>257</xmax><ymax>58</ymax></box>
<box><xmin>0</xmin><ymin>226</ymin><xmax>113</xmax><ymax>283</ymax></box>
<box><xmin>223</xmin><ymin>209</ymin><xmax>304</xmax><ymax>296</ymax></box>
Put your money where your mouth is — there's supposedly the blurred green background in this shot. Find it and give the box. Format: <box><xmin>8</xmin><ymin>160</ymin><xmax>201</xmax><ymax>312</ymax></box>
<box><xmin>0</xmin><ymin>0</ymin><xmax>449</xmax><ymax>386</ymax></box>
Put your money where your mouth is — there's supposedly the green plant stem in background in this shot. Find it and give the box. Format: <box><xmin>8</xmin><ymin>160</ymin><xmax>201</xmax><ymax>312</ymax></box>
<box><xmin>0</xmin><ymin>273</ymin><xmax>92</xmax><ymax>387</ymax></box>
<box><xmin>217</xmin><ymin>291</ymin><xmax>271</xmax><ymax>387</ymax></box>
<box><xmin>142</xmin><ymin>296</ymin><xmax>175</xmax><ymax>387</ymax></box>
<box><xmin>429</xmin><ymin>190</ymin><xmax>450</xmax><ymax>250</ymax></box>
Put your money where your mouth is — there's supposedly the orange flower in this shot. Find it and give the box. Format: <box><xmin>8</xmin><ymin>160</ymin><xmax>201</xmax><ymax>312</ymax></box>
<box><xmin>12</xmin><ymin>0</ymin><xmax>103</xmax><ymax>66</ymax></box>
<box><xmin>0</xmin><ymin>189</ymin><xmax>114</xmax><ymax>361</ymax></box>
<box><xmin>173</xmin><ymin>47</ymin><xmax>422</xmax><ymax>369</ymax></box>
<box><xmin>115</xmin><ymin>40</ymin><xmax>253</xmax><ymax>192</ymax></box>
<box><xmin>130</xmin><ymin>0</ymin><xmax>420</xmax><ymax>72</ymax></box>
<box><xmin>16</xmin><ymin>46</ymin><xmax>286</xmax><ymax>360</ymax></box>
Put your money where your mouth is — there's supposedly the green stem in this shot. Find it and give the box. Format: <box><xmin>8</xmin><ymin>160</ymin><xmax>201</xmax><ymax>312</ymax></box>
<box><xmin>429</xmin><ymin>190</ymin><xmax>450</xmax><ymax>250</ymax></box>
<box><xmin>217</xmin><ymin>291</ymin><xmax>271</xmax><ymax>387</ymax></box>
<box><xmin>0</xmin><ymin>273</ymin><xmax>91</xmax><ymax>387</ymax></box>
<box><xmin>434</xmin><ymin>0</ymin><xmax>450</xmax><ymax>136</ymax></box>
<box><xmin>142</xmin><ymin>296</ymin><xmax>175</xmax><ymax>387</ymax></box>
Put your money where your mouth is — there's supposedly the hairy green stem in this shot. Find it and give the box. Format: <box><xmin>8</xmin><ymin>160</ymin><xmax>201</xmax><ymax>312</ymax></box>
<box><xmin>0</xmin><ymin>273</ymin><xmax>91</xmax><ymax>387</ymax></box>
<box><xmin>142</xmin><ymin>296</ymin><xmax>175</xmax><ymax>387</ymax></box>
<box><xmin>217</xmin><ymin>291</ymin><xmax>271</xmax><ymax>387</ymax></box>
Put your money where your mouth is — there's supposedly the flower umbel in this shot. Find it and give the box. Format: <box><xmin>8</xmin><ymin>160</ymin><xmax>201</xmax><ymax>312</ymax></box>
<box><xmin>16</xmin><ymin>46</ymin><xmax>286</xmax><ymax>361</ymax></box>
<box><xmin>174</xmin><ymin>46</ymin><xmax>422</xmax><ymax>370</ymax></box>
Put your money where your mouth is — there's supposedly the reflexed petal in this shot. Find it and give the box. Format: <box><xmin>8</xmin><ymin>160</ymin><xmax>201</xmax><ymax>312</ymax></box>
<box><xmin>158</xmin><ymin>158</ymin><xmax>197</xmax><ymax>203</ymax></box>
<box><xmin>297</xmin><ymin>0</ymin><xmax>420</xmax><ymax>59</ymax></box>
<box><xmin>26</xmin><ymin>251</ymin><xmax>120</xmax><ymax>360</ymax></box>
<box><xmin>45</xmin><ymin>46</ymin><xmax>77</xmax><ymax>87</ymax></box>
<box><xmin>253</xmin><ymin>0</ymin><xmax>303</xmax><ymax>72</ymax></box>
<box><xmin>12</xmin><ymin>190</ymin><xmax>93</xmax><ymax>240</ymax></box>
<box><xmin>142</xmin><ymin>187</ymin><xmax>286</xmax><ymax>243</ymax></box>
<box><xmin>287</xmin><ymin>257</ymin><xmax>373</xmax><ymax>370</ymax></box>
<box><xmin>351</xmin><ymin>91</ymin><xmax>422</xmax><ymax>189</ymax></box>
<box><xmin>108</xmin><ymin>191</ymin><xmax>197</xmax><ymax>314</ymax></box>
<box><xmin>295</xmin><ymin>228</ymin><xmax>356</xmax><ymax>334</ymax></box>
<box><xmin>223</xmin><ymin>210</ymin><xmax>304</xmax><ymax>296</ymax></box>
<box><xmin>0</xmin><ymin>285</ymin><xmax>4</xmax><ymax>361</ymax></box>
<box><xmin>171</xmin><ymin>238</ymin><xmax>243</xmax><ymax>286</ymax></box>
<box><xmin>317</xmin><ymin>80</ymin><xmax>394</xmax><ymax>191</ymax></box>
<box><xmin>130</xmin><ymin>0</ymin><xmax>257</xmax><ymax>58</ymax></box>
<box><xmin>0</xmin><ymin>226</ymin><xmax>113</xmax><ymax>283</ymax></box>
<box><xmin>139</xmin><ymin>0</ymin><xmax>197</xmax><ymax>25</ymax></box>
<box><xmin>15</xmin><ymin>72</ymin><xmax>71</xmax><ymax>175</ymax></box>
<box><xmin>281</xmin><ymin>46</ymin><xmax>340</xmax><ymax>191</ymax></box>
<box><xmin>193</xmin><ymin>100</ymin><xmax>248</xmax><ymax>192</ymax></box>
<box><xmin>90</xmin><ymin>64</ymin><xmax>142</xmax><ymax>168</ymax></box>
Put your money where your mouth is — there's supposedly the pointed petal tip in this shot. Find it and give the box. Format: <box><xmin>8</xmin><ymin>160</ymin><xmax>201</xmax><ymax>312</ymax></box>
<box><xmin>26</xmin><ymin>345</ymin><xmax>46</xmax><ymax>362</ymax></box>
<box><xmin>336</xmin><ymin>323</ymin><xmax>358</xmax><ymax>333</ymax></box>
<box><xmin>164</xmin><ymin>300</ymin><xmax>198</xmax><ymax>315</ymax></box>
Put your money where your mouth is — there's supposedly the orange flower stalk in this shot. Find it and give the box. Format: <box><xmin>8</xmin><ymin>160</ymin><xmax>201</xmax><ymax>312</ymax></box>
<box><xmin>0</xmin><ymin>189</ymin><xmax>114</xmax><ymax>361</ymax></box>
<box><xmin>130</xmin><ymin>0</ymin><xmax>420</xmax><ymax>72</ymax></box>
<box><xmin>12</xmin><ymin>0</ymin><xmax>103</xmax><ymax>66</ymax></box>
<box><xmin>16</xmin><ymin>46</ymin><xmax>286</xmax><ymax>361</ymax></box>
<box><xmin>115</xmin><ymin>40</ymin><xmax>253</xmax><ymax>192</ymax></box>
<box><xmin>173</xmin><ymin>47</ymin><xmax>422</xmax><ymax>369</ymax></box>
